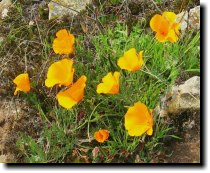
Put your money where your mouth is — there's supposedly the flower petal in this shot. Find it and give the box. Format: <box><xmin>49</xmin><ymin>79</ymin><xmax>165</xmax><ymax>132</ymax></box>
<box><xmin>94</xmin><ymin>129</ymin><xmax>109</xmax><ymax>143</ymax></box>
<box><xmin>125</xmin><ymin>102</ymin><xmax>148</xmax><ymax>130</ymax></box>
<box><xmin>53</xmin><ymin>29</ymin><xmax>75</xmax><ymax>55</ymax></box>
<box><xmin>97</xmin><ymin>72</ymin><xmax>119</xmax><ymax>94</ymax></box>
<box><xmin>150</xmin><ymin>14</ymin><xmax>163</xmax><ymax>32</ymax></box>
<box><xmin>124</xmin><ymin>102</ymin><xmax>153</xmax><ymax>137</ymax></box>
<box><xmin>146</xmin><ymin>127</ymin><xmax>153</xmax><ymax>136</ymax></box>
<box><xmin>167</xmin><ymin>29</ymin><xmax>179</xmax><ymax>43</ymax></box>
<box><xmin>56</xmin><ymin>75</ymin><xmax>87</xmax><ymax>109</ymax></box>
<box><xmin>45</xmin><ymin>58</ymin><xmax>74</xmax><ymax>88</ymax></box>
<box><xmin>155</xmin><ymin>33</ymin><xmax>167</xmax><ymax>42</ymax></box>
<box><xmin>150</xmin><ymin>12</ymin><xmax>180</xmax><ymax>43</ymax></box>
<box><xmin>137</xmin><ymin>51</ymin><xmax>144</xmax><ymax>68</ymax></box>
<box><xmin>110</xmin><ymin>71</ymin><xmax>120</xmax><ymax>94</ymax></box>
<box><xmin>127</xmin><ymin>125</ymin><xmax>150</xmax><ymax>137</ymax></box>
<box><xmin>172</xmin><ymin>23</ymin><xmax>181</xmax><ymax>35</ymax></box>
<box><xmin>13</xmin><ymin>73</ymin><xmax>30</xmax><ymax>95</ymax></box>
<box><xmin>94</xmin><ymin>131</ymin><xmax>104</xmax><ymax>143</ymax></box>
<box><xmin>162</xmin><ymin>11</ymin><xmax>177</xmax><ymax>23</ymax></box>
<box><xmin>67</xmin><ymin>75</ymin><xmax>87</xmax><ymax>102</ymax></box>
<box><xmin>117</xmin><ymin>48</ymin><xmax>142</xmax><ymax>72</ymax></box>
<box><xmin>56</xmin><ymin>92</ymin><xmax>77</xmax><ymax>109</ymax></box>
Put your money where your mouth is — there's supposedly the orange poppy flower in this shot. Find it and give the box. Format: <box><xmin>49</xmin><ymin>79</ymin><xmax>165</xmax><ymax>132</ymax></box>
<box><xmin>94</xmin><ymin>129</ymin><xmax>109</xmax><ymax>143</ymax></box>
<box><xmin>45</xmin><ymin>58</ymin><xmax>74</xmax><ymax>88</ymax></box>
<box><xmin>13</xmin><ymin>73</ymin><xmax>30</xmax><ymax>95</ymax></box>
<box><xmin>117</xmin><ymin>48</ymin><xmax>144</xmax><ymax>72</ymax></box>
<box><xmin>53</xmin><ymin>29</ymin><xmax>75</xmax><ymax>55</ymax></box>
<box><xmin>56</xmin><ymin>75</ymin><xmax>87</xmax><ymax>109</ymax></box>
<box><xmin>150</xmin><ymin>11</ymin><xmax>180</xmax><ymax>43</ymax></box>
<box><xmin>124</xmin><ymin>102</ymin><xmax>153</xmax><ymax>137</ymax></box>
<box><xmin>96</xmin><ymin>71</ymin><xmax>120</xmax><ymax>94</ymax></box>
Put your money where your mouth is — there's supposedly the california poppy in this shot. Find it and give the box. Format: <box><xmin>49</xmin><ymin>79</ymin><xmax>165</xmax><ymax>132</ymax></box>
<box><xmin>117</xmin><ymin>48</ymin><xmax>144</xmax><ymax>72</ymax></box>
<box><xmin>97</xmin><ymin>71</ymin><xmax>120</xmax><ymax>94</ymax></box>
<box><xmin>94</xmin><ymin>129</ymin><xmax>109</xmax><ymax>143</ymax></box>
<box><xmin>45</xmin><ymin>58</ymin><xmax>74</xmax><ymax>88</ymax></box>
<box><xmin>13</xmin><ymin>73</ymin><xmax>30</xmax><ymax>95</ymax></box>
<box><xmin>53</xmin><ymin>29</ymin><xmax>75</xmax><ymax>55</ymax></box>
<box><xmin>150</xmin><ymin>11</ymin><xmax>180</xmax><ymax>43</ymax></box>
<box><xmin>124</xmin><ymin>102</ymin><xmax>153</xmax><ymax>137</ymax></box>
<box><xmin>56</xmin><ymin>75</ymin><xmax>87</xmax><ymax>109</ymax></box>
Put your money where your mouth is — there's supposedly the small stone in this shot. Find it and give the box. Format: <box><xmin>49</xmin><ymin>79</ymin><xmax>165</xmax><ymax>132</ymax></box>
<box><xmin>176</xmin><ymin>11</ymin><xmax>188</xmax><ymax>33</ymax></box>
<box><xmin>48</xmin><ymin>0</ymin><xmax>91</xmax><ymax>20</ymax></box>
<box><xmin>176</xmin><ymin>6</ymin><xmax>200</xmax><ymax>34</ymax></box>
<box><xmin>183</xmin><ymin>120</ymin><xmax>195</xmax><ymax>129</ymax></box>
<box><xmin>0</xmin><ymin>0</ymin><xmax>12</xmax><ymax>19</ymax></box>
<box><xmin>189</xmin><ymin>6</ymin><xmax>200</xmax><ymax>31</ymax></box>
<box><xmin>1</xmin><ymin>8</ymin><xmax>8</xmax><ymax>18</ymax></box>
<box><xmin>29</xmin><ymin>20</ymin><xmax>34</xmax><ymax>26</ymax></box>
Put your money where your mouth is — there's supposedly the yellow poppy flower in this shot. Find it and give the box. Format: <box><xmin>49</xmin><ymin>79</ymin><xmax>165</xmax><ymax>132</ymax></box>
<box><xmin>53</xmin><ymin>29</ymin><xmax>75</xmax><ymax>55</ymax></box>
<box><xmin>56</xmin><ymin>75</ymin><xmax>87</xmax><ymax>109</ymax></box>
<box><xmin>124</xmin><ymin>102</ymin><xmax>153</xmax><ymax>137</ymax></box>
<box><xmin>45</xmin><ymin>58</ymin><xmax>74</xmax><ymax>88</ymax></box>
<box><xmin>117</xmin><ymin>48</ymin><xmax>144</xmax><ymax>72</ymax></box>
<box><xmin>96</xmin><ymin>71</ymin><xmax>120</xmax><ymax>94</ymax></box>
<box><xmin>13</xmin><ymin>73</ymin><xmax>30</xmax><ymax>96</ymax></box>
<box><xmin>150</xmin><ymin>11</ymin><xmax>180</xmax><ymax>43</ymax></box>
<box><xmin>94</xmin><ymin>129</ymin><xmax>109</xmax><ymax>143</ymax></box>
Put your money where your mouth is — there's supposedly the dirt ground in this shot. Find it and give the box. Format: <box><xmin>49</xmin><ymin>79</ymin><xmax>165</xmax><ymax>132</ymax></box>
<box><xmin>167</xmin><ymin>138</ymin><xmax>200</xmax><ymax>163</ymax></box>
<box><xmin>165</xmin><ymin>110</ymin><xmax>200</xmax><ymax>163</ymax></box>
<box><xmin>0</xmin><ymin>98</ymin><xmax>20</xmax><ymax>163</ymax></box>
<box><xmin>0</xmin><ymin>98</ymin><xmax>42</xmax><ymax>163</ymax></box>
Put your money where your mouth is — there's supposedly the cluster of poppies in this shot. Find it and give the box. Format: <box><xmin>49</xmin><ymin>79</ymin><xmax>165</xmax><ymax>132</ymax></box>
<box><xmin>13</xmin><ymin>12</ymin><xmax>180</xmax><ymax>143</ymax></box>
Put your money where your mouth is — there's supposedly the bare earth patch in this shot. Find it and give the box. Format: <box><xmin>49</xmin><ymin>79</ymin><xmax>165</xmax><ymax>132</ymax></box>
<box><xmin>165</xmin><ymin>110</ymin><xmax>200</xmax><ymax>163</ymax></box>
<box><xmin>168</xmin><ymin>138</ymin><xmax>200</xmax><ymax>163</ymax></box>
<box><xmin>0</xmin><ymin>98</ymin><xmax>42</xmax><ymax>163</ymax></box>
<box><xmin>0</xmin><ymin>98</ymin><xmax>18</xmax><ymax>162</ymax></box>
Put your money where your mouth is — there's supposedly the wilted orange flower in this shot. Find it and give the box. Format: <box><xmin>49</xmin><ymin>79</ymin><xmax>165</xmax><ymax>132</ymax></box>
<box><xmin>124</xmin><ymin>102</ymin><xmax>153</xmax><ymax>137</ymax></box>
<box><xmin>94</xmin><ymin>129</ymin><xmax>109</xmax><ymax>143</ymax></box>
<box><xmin>56</xmin><ymin>75</ymin><xmax>87</xmax><ymax>109</ymax></box>
<box><xmin>117</xmin><ymin>48</ymin><xmax>144</xmax><ymax>72</ymax></box>
<box><xmin>96</xmin><ymin>71</ymin><xmax>120</xmax><ymax>94</ymax></box>
<box><xmin>45</xmin><ymin>58</ymin><xmax>74</xmax><ymax>88</ymax></box>
<box><xmin>13</xmin><ymin>73</ymin><xmax>30</xmax><ymax>96</ymax></box>
<box><xmin>53</xmin><ymin>29</ymin><xmax>75</xmax><ymax>55</ymax></box>
<box><xmin>150</xmin><ymin>11</ymin><xmax>180</xmax><ymax>43</ymax></box>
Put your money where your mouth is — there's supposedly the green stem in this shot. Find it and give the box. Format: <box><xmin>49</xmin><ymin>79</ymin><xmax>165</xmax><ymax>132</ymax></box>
<box><xmin>87</xmin><ymin>101</ymin><xmax>104</xmax><ymax>142</ymax></box>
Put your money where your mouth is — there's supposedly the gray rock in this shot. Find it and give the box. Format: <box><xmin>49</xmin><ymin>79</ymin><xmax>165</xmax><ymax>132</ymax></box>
<box><xmin>48</xmin><ymin>0</ymin><xmax>91</xmax><ymax>20</ymax></box>
<box><xmin>159</xmin><ymin>76</ymin><xmax>200</xmax><ymax>117</ymax></box>
<box><xmin>176</xmin><ymin>11</ymin><xmax>188</xmax><ymax>33</ymax></box>
<box><xmin>189</xmin><ymin>6</ymin><xmax>200</xmax><ymax>31</ymax></box>
<box><xmin>0</xmin><ymin>0</ymin><xmax>12</xmax><ymax>19</ymax></box>
<box><xmin>176</xmin><ymin>6</ymin><xmax>200</xmax><ymax>33</ymax></box>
